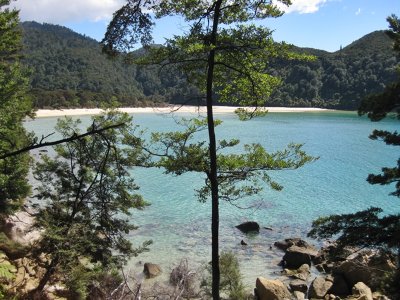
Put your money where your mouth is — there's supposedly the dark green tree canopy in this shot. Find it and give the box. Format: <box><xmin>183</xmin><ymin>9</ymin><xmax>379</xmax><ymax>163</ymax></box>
<box><xmin>0</xmin><ymin>0</ymin><xmax>33</xmax><ymax>214</ymax></box>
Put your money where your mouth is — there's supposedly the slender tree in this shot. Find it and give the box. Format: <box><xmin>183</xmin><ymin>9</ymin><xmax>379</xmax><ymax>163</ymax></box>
<box><xmin>102</xmin><ymin>1</ymin><xmax>316</xmax><ymax>298</ymax></box>
<box><xmin>0</xmin><ymin>0</ymin><xmax>33</xmax><ymax>214</ymax></box>
<box><xmin>28</xmin><ymin>111</ymin><xmax>151</xmax><ymax>298</ymax></box>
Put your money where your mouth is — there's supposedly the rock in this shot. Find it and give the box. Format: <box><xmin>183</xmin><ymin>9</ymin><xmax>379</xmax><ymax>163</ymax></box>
<box><xmin>352</xmin><ymin>282</ymin><xmax>373</xmax><ymax>300</ymax></box>
<box><xmin>264</xmin><ymin>227</ymin><xmax>273</xmax><ymax>231</ymax></box>
<box><xmin>2</xmin><ymin>210</ymin><xmax>40</xmax><ymax>246</ymax></box>
<box><xmin>294</xmin><ymin>291</ymin><xmax>306</xmax><ymax>300</ymax></box>
<box><xmin>334</xmin><ymin>251</ymin><xmax>396</xmax><ymax>290</ymax></box>
<box><xmin>143</xmin><ymin>263</ymin><xmax>162</xmax><ymax>279</ymax></box>
<box><xmin>309</xmin><ymin>276</ymin><xmax>334</xmax><ymax>299</ymax></box>
<box><xmin>283</xmin><ymin>264</ymin><xmax>311</xmax><ymax>281</ymax></box>
<box><xmin>372</xmin><ymin>292</ymin><xmax>390</xmax><ymax>300</ymax></box>
<box><xmin>241</xmin><ymin>240</ymin><xmax>248</xmax><ymax>246</ymax></box>
<box><xmin>255</xmin><ymin>277</ymin><xmax>291</xmax><ymax>300</ymax></box>
<box><xmin>274</xmin><ymin>238</ymin><xmax>311</xmax><ymax>251</ymax></box>
<box><xmin>283</xmin><ymin>245</ymin><xmax>319</xmax><ymax>269</ymax></box>
<box><xmin>327</xmin><ymin>274</ymin><xmax>350</xmax><ymax>297</ymax></box>
<box><xmin>236</xmin><ymin>221</ymin><xmax>260</xmax><ymax>233</ymax></box>
<box><xmin>289</xmin><ymin>279</ymin><xmax>308</xmax><ymax>293</ymax></box>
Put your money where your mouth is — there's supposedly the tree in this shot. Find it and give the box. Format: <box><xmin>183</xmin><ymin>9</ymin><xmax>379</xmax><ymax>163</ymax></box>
<box><xmin>0</xmin><ymin>0</ymin><xmax>33</xmax><ymax>214</ymax></box>
<box><xmin>102</xmin><ymin>1</ymin><xmax>315</xmax><ymax>298</ymax></box>
<box><xmin>309</xmin><ymin>15</ymin><xmax>400</xmax><ymax>269</ymax></box>
<box><xmin>28</xmin><ymin>111</ymin><xmax>151</xmax><ymax>298</ymax></box>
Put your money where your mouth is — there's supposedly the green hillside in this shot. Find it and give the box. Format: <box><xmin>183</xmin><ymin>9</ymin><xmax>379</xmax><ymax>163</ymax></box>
<box><xmin>21</xmin><ymin>22</ymin><xmax>398</xmax><ymax>110</ymax></box>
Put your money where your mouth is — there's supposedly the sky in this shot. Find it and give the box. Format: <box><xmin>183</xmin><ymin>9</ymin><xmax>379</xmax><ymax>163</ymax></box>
<box><xmin>12</xmin><ymin>0</ymin><xmax>400</xmax><ymax>52</ymax></box>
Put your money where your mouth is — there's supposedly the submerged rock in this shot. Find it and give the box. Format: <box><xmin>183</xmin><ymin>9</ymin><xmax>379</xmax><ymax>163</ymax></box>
<box><xmin>235</xmin><ymin>221</ymin><xmax>260</xmax><ymax>233</ymax></box>
<box><xmin>143</xmin><ymin>263</ymin><xmax>162</xmax><ymax>279</ymax></box>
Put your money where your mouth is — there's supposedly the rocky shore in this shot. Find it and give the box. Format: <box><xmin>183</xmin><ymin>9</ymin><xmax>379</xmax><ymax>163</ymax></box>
<box><xmin>255</xmin><ymin>237</ymin><xmax>396</xmax><ymax>300</ymax></box>
<box><xmin>1</xmin><ymin>214</ymin><xmax>397</xmax><ymax>299</ymax></box>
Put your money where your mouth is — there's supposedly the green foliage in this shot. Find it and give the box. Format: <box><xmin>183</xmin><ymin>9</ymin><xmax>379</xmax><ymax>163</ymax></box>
<box><xmin>145</xmin><ymin>117</ymin><xmax>316</xmax><ymax>205</ymax></box>
<box><xmin>31</xmin><ymin>110</ymin><xmax>151</xmax><ymax>293</ymax></box>
<box><xmin>0</xmin><ymin>0</ymin><xmax>33</xmax><ymax>214</ymax></box>
<box><xmin>103</xmin><ymin>2</ymin><xmax>317</xmax><ymax>298</ymax></box>
<box><xmin>358</xmin><ymin>14</ymin><xmax>400</xmax><ymax>197</ymax></box>
<box><xmin>203</xmin><ymin>251</ymin><xmax>247</xmax><ymax>300</ymax></box>
<box><xmin>308</xmin><ymin>207</ymin><xmax>400</xmax><ymax>252</ymax></box>
<box><xmin>21</xmin><ymin>21</ymin><xmax>396</xmax><ymax>110</ymax></box>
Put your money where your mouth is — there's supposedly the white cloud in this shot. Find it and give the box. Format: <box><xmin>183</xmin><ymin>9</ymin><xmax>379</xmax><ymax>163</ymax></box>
<box><xmin>12</xmin><ymin>0</ymin><xmax>124</xmax><ymax>23</ymax></box>
<box><xmin>355</xmin><ymin>8</ymin><xmax>361</xmax><ymax>16</ymax></box>
<box><xmin>274</xmin><ymin>0</ymin><xmax>328</xmax><ymax>14</ymax></box>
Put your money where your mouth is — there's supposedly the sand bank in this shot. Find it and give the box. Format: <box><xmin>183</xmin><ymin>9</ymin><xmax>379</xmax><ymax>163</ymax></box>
<box><xmin>35</xmin><ymin>106</ymin><xmax>332</xmax><ymax>118</ymax></box>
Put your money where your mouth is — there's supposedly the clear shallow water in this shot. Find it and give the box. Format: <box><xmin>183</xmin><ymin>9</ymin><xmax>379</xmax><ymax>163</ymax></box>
<box><xmin>25</xmin><ymin>111</ymin><xmax>399</xmax><ymax>287</ymax></box>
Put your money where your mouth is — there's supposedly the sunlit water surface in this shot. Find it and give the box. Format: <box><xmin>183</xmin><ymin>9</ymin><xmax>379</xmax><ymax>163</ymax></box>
<box><xmin>25</xmin><ymin>110</ymin><xmax>399</xmax><ymax>287</ymax></box>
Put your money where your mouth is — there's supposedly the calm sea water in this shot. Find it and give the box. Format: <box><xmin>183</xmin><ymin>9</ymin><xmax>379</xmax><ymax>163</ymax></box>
<box><xmin>25</xmin><ymin>110</ymin><xmax>399</xmax><ymax>287</ymax></box>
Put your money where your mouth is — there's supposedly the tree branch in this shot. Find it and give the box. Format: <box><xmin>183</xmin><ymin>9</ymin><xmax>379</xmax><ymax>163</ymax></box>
<box><xmin>0</xmin><ymin>122</ymin><xmax>126</xmax><ymax>160</ymax></box>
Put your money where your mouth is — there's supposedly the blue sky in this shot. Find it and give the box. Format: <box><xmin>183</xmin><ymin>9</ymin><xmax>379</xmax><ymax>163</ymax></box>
<box><xmin>14</xmin><ymin>0</ymin><xmax>400</xmax><ymax>52</ymax></box>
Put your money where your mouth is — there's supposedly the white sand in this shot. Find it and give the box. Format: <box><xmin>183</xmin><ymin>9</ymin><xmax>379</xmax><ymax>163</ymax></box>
<box><xmin>35</xmin><ymin>106</ymin><xmax>332</xmax><ymax>118</ymax></box>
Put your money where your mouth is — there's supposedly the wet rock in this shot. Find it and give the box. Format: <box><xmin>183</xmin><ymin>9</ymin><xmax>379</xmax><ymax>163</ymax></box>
<box><xmin>255</xmin><ymin>277</ymin><xmax>291</xmax><ymax>300</ymax></box>
<box><xmin>143</xmin><ymin>263</ymin><xmax>162</xmax><ymax>279</ymax></box>
<box><xmin>274</xmin><ymin>238</ymin><xmax>310</xmax><ymax>251</ymax></box>
<box><xmin>241</xmin><ymin>240</ymin><xmax>248</xmax><ymax>246</ymax></box>
<box><xmin>309</xmin><ymin>276</ymin><xmax>333</xmax><ymax>299</ymax></box>
<box><xmin>283</xmin><ymin>245</ymin><xmax>318</xmax><ymax>269</ymax></box>
<box><xmin>236</xmin><ymin>221</ymin><xmax>260</xmax><ymax>233</ymax></box>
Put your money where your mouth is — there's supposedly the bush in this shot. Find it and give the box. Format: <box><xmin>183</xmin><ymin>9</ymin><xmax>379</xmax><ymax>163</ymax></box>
<box><xmin>202</xmin><ymin>251</ymin><xmax>247</xmax><ymax>300</ymax></box>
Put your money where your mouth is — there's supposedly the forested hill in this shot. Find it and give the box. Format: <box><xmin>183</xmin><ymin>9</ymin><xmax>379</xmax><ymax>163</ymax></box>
<box><xmin>21</xmin><ymin>21</ymin><xmax>398</xmax><ymax>110</ymax></box>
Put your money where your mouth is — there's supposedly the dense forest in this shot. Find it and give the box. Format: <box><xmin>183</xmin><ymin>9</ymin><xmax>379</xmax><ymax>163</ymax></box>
<box><xmin>21</xmin><ymin>21</ymin><xmax>398</xmax><ymax>110</ymax></box>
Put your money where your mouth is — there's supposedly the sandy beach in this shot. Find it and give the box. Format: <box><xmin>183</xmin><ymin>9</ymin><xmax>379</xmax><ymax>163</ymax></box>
<box><xmin>35</xmin><ymin>106</ymin><xmax>332</xmax><ymax>118</ymax></box>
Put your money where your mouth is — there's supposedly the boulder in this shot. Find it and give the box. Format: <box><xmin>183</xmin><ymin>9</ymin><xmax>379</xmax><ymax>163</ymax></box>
<box><xmin>289</xmin><ymin>279</ymin><xmax>308</xmax><ymax>294</ymax></box>
<box><xmin>274</xmin><ymin>238</ymin><xmax>311</xmax><ymax>251</ymax></box>
<box><xmin>309</xmin><ymin>276</ymin><xmax>333</xmax><ymax>299</ymax></box>
<box><xmin>352</xmin><ymin>282</ymin><xmax>373</xmax><ymax>300</ymax></box>
<box><xmin>283</xmin><ymin>264</ymin><xmax>310</xmax><ymax>281</ymax></box>
<box><xmin>255</xmin><ymin>277</ymin><xmax>291</xmax><ymax>300</ymax></box>
<box><xmin>236</xmin><ymin>221</ymin><xmax>260</xmax><ymax>233</ymax></box>
<box><xmin>143</xmin><ymin>263</ymin><xmax>162</xmax><ymax>279</ymax></box>
<box><xmin>283</xmin><ymin>245</ymin><xmax>318</xmax><ymax>269</ymax></box>
<box><xmin>294</xmin><ymin>291</ymin><xmax>305</xmax><ymax>300</ymax></box>
<box><xmin>327</xmin><ymin>274</ymin><xmax>350</xmax><ymax>297</ymax></box>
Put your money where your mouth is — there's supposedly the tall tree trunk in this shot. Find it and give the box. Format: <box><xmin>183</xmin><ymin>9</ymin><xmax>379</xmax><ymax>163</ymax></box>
<box><xmin>206</xmin><ymin>1</ymin><xmax>223</xmax><ymax>299</ymax></box>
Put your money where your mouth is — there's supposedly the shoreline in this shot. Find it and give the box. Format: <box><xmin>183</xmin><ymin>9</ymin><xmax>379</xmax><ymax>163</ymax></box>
<box><xmin>34</xmin><ymin>106</ymin><xmax>335</xmax><ymax>118</ymax></box>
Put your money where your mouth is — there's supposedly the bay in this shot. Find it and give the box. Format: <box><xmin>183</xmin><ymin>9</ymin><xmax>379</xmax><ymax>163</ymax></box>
<box><xmin>24</xmin><ymin>110</ymin><xmax>399</xmax><ymax>287</ymax></box>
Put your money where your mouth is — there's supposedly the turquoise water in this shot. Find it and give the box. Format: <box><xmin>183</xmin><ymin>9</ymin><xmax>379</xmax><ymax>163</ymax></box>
<box><xmin>25</xmin><ymin>111</ymin><xmax>399</xmax><ymax>286</ymax></box>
